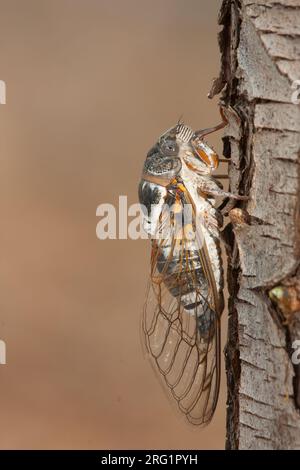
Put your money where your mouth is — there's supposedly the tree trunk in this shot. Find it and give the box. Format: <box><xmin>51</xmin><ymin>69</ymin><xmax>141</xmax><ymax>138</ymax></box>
<box><xmin>211</xmin><ymin>0</ymin><xmax>300</xmax><ymax>449</ymax></box>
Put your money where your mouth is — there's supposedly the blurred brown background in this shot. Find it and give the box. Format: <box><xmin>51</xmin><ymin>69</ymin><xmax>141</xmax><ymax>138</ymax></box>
<box><xmin>0</xmin><ymin>0</ymin><xmax>226</xmax><ymax>449</ymax></box>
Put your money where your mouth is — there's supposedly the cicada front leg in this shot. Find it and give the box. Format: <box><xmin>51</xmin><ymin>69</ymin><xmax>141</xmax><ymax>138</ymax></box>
<box><xmin>194</xmin><ymin>103</ymin><xmax>228</xmax><ymax>139</ymax></box>
<box><xmin>197</xmin><ymin>177</ymin><xmax>249</xmax><ymax>202</ymax></box>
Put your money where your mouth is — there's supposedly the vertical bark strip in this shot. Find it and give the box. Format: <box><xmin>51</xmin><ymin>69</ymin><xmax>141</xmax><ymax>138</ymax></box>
<box><xmin>212</xmin><ymin>0</ymin><xmax>300</xmax><ymax>449</ymax></box>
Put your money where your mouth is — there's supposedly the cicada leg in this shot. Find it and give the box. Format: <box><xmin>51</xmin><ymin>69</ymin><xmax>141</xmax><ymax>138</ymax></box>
<box><xmin>197</xmin><ymin>178</ymin><xmax>248</xmax><ymax>202</ymax></box>
<box><xmin>194</xmin><ymin>105</ymin><xmax>228</xmax><ymax>139</ymax></box>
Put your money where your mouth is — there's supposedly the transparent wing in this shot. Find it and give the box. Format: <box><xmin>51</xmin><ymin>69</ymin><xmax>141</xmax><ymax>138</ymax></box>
<box><xmin>142</xmin><ymin>192</ymin><xmax>221</xmax><ymax>426</ymax></box>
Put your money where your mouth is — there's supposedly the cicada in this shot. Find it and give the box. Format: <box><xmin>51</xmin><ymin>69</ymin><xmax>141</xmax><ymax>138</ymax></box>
<box><xmin>138</xmin><ymin>106</ymin><xmax>247</xmax><ymax>425</ymax></box>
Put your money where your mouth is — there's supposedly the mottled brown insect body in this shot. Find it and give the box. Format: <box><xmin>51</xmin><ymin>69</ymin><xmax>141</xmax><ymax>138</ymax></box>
<box><xmin>139</xmin><ymin>108</ymin><xmax>247</xmax><ymax>425</ymax></box>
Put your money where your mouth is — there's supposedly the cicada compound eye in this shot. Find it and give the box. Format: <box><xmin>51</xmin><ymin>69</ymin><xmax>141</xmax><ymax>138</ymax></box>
<box><xmin>160</xmin><ymin>138</ymin><xmax>179</xmax><ymax>157</ymax></box>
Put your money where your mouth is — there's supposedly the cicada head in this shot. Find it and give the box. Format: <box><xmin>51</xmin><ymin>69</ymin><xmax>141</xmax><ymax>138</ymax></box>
<box><xmin>159</xmin><ymin>122</ymin><xmax>219</xmax><ymax>173</ymax></box>
<box><xmin>142</xmin><ymin>122</ymin><xmax>219</xmax><ymax>182</ymax></box>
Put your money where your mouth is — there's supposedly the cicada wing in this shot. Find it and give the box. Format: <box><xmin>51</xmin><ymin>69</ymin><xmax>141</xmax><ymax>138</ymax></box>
<box><xmin>142</xmin><ymin>202</ymin><xmax>221</xmax><ymax>426</ymax></box>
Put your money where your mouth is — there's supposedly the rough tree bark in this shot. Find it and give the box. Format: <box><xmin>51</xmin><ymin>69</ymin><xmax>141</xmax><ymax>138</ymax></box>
<box><xmin>210</xmin><ymin>0</ymin><xmax>300</xmax><ymax>449</ymax></box>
